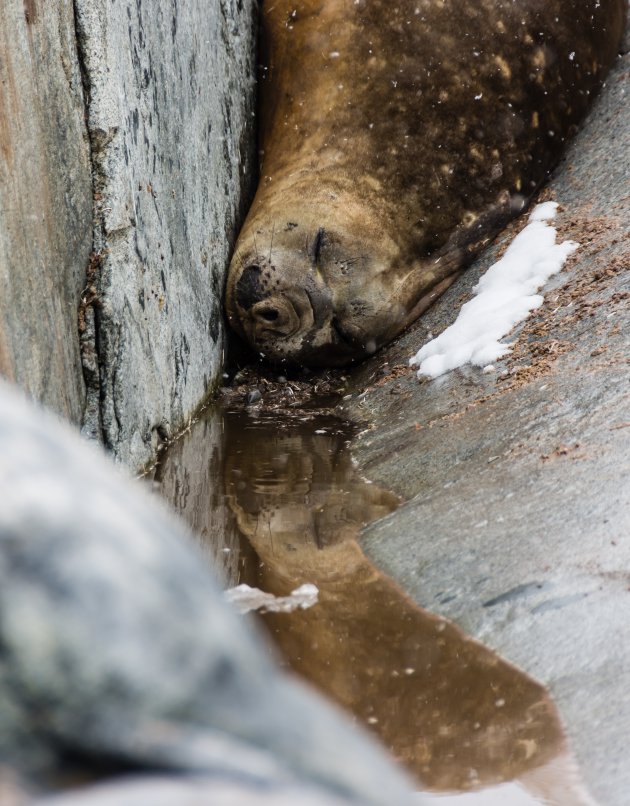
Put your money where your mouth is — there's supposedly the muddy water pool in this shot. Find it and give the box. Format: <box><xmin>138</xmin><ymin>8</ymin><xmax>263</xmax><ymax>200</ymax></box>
<box><xmin>155</xmin><ymin>401</ymin><xmax>593</xmax><ymax>804</ymax></box>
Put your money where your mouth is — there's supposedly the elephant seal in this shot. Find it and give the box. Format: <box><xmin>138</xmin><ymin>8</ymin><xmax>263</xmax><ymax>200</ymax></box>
<box><xmin>226</xmin><ymin>0</ymin><xmax>626</xmax><ymax>366</ymax></box>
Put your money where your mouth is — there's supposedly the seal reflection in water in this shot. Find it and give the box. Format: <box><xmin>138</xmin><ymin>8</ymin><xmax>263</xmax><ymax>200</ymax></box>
<box><xmin>222</xmin><ymin>413</ymin><xmax>594</xmax><ymax>802</ymax></box>
<box><xmin>226</xmin><ymin>0</ymin><xmax>626</xmax><ymax>366</ymax></box>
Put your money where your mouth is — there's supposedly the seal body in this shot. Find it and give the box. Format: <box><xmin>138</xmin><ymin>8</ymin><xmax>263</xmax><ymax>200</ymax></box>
<box><xmin>226</xmin><ymin>0</ymin><xmax>626</xmax><ymax>366</ymax></box>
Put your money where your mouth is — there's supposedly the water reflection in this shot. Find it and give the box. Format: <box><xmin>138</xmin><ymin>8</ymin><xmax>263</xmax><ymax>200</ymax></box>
<box><xmin>156</xmin><ymin>406</ymin><xmax>593</xmax><ymax>803</ymax></box>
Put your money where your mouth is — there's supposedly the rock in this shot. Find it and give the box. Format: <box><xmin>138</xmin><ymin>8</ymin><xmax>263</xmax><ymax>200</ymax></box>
<box><xmin>342</xmin><ymin>32</ymin><xmax>630</xmax><ymax>806</ymax></box>
<box><xmin>0</xmin><ymin>379</ymin><xmax>416</xmax><ymax>806</ymax></box>
<box><xmin>0</xmin><ymin>0</ymin><xmax>92</xmax><ymax>424</ymax></box>
<box><xmin>74</xmin><ymin>0</ymin><xmax>258</xmax><ymax>468</ymax></box>
<box><xmin>1</xmin><ymin>0</ymin><xmax>258</xmax><ymax>470</ymax></box>
<box><xmin>34</xmin><ymin>773</ymin><xmax>354</xmax><ymax>806</ymax></box>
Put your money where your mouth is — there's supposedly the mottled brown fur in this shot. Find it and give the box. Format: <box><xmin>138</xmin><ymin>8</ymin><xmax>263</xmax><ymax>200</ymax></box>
<box><xmin>226</xmin><ymin>0</ymin><xmax>626</xmax><ymax>366</ymax></box>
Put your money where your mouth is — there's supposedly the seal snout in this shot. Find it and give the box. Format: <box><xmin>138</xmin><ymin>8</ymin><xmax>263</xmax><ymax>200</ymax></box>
<box><xmin>229</xmin><ymin>239</ymin><xmax>359</xmax><ymax>363</ymax></box>
<box><xmin>233</xmin><ymin>261</ymin><xmax>304</xmax><ymax>341</ymax></box>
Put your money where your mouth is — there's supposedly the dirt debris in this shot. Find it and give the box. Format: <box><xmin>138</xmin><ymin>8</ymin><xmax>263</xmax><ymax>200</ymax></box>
<box><xmin>78</xmin><ymin>251</ymin><xmax>103</xmax><ymax>335</ymax></box>
<box><xmin>219</xmin><ymin>364</ymin><xmax>348</xmax><ymax>415</ymax></box>
<box><xmin>495</xmin><ymin>205</ymin><xmax>628</xmax><ymax>389</ymax></box>
<box><xmin>540</xmin><ymin>443</ymin><xmax>584</xmax><ymax>462</ymax></box>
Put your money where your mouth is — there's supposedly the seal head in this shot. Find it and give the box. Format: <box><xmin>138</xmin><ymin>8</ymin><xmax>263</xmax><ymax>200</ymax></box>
<box><xmin>226</xmin><ymin>181</ymin><xmax>450</xmax><ymax>366</ymax></box>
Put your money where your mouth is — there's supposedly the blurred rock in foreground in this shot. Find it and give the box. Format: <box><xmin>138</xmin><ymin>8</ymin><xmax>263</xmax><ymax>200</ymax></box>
<box><xmin>0</xmin><ymin>380</ymin><xmax>416</xmax><ymax>806</ymax></box>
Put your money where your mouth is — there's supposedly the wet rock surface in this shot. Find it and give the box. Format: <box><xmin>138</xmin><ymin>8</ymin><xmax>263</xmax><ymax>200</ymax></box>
<box><xmin>0</xmin><ymin>380</ymin><xmax>417</xmax><ymax>806</ymax></box>
<box><xmin>341</xmin><ymin>36</ymin><xmax>630</xmax><ymax>806</ymax></box>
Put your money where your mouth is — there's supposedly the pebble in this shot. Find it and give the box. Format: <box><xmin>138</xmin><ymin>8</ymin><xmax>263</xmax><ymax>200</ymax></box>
<box><xmin>246</xmin><ymin>389</ymin><xmax>262</xmax><ymax>405</ymax></box>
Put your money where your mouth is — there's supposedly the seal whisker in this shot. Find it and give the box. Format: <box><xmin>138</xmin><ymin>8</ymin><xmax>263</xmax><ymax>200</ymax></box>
<box><xmin>268</xmin><ymin>222</ymin><xmax>276</xmax><ymax>263</ymax></box>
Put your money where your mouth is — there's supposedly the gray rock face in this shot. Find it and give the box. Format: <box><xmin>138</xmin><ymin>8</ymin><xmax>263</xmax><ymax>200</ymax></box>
<box><xmin>1</xmin><ymin>0</ymin><xmax>257</xmax><ymax>469</ymax></box>
<box><xmin>75</xmin><ymin>0</ymin><xmax>258</xmax><ymax>468</ymax></box>
<box><xmin>0</xmin><ymin>0</ymin><xmax>92</xmax><ymax>424</ymax></box>
<box><xmin>343</xmin><ymin>34</ymin><xmax>630</xmax><ymax>806</ymax></box>
<box><xmin>0</xmin><ymin>379</ymin><xmax>417</xmax><ymax>806</ymax></box>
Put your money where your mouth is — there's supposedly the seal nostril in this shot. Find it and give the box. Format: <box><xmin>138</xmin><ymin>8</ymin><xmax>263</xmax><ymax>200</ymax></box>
<box><xmin>258</xmin><ymin>307</ymin><xmax>279</xmax><ymax>322</ymax></box>
<box><xmin>250</xmin><ymin>296</ymin><xmax>302</xmax><ymax>340</ymax></box>
<box><xmin>236</xmin><ymin>264</ymin><xmax>266</xmax><ymax>310</ymax></box>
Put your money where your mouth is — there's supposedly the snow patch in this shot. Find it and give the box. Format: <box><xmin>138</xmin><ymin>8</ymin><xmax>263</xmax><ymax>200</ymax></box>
<box><xmin>410</xmin><ymin>202</ymin><xmax>577</xmax><ymax>379</ymax></box>
<box><xmin>225</xmin><ymin>583</ymin><xmax>319</xmax><ymax>614</ymax></box>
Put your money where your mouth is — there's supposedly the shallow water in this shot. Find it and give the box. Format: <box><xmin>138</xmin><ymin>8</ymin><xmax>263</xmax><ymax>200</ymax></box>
<box><xmin>155</xmin><ymin>403</ymin><xmax>594</xmax><ymax>804</ymax></box>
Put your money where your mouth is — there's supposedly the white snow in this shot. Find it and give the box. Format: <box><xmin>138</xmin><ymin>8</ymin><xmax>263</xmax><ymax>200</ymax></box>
<box><xmin>410</xmin><ymin>202</ymin><xmax>578</xmax><ymax>379</ymax></box>
<box><xmin>224</xmin><ymin>583</ymin><xmax>319</xmax><ymax>614</ymax></box>
<box><xmin>416</xmin><ymin>781</ymin><xmax>546</xmax><ymax>805</ymax></box>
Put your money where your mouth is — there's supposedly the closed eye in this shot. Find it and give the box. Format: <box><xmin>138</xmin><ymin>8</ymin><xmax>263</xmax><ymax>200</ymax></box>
<box><xmin>312</xmin><ymin>228</ymin><xmax>325</xmax><ymax>266</ymax></box>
